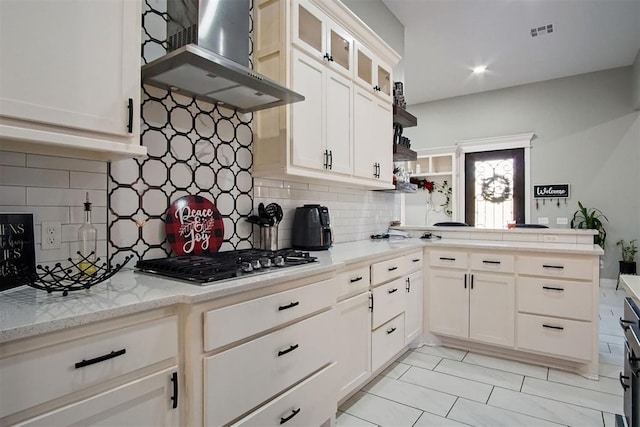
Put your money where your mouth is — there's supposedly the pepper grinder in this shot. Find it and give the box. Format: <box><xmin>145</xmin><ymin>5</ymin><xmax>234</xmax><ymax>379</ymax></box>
<box><xmin>78</xmin><ymin>192</ymin><xmax>97</xmax><ymax>275</ymax></box>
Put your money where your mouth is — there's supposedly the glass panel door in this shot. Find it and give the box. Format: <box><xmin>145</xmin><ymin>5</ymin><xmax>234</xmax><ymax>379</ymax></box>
<box><xmin>465</xmin><ymin>149</ymin><xmax>525</xmax><ymax>228</ymax></box>
<box><xmin>297</xmin><ymin>4</ymin><xmax>322</xmax><ymax>54</ymax></box>
<box><xmin>329</xmin><ymin>27</ymin><xmax>351</xmax><ymax>73</ymax></box>
<box><xmin>377</xmin><ymin>64</ymin><xmax>391</xmax><ymax>97</ymax></box>
<box><xmin>356</xmin><ymin>49</ymin><xmax>373</xmax><ymax>86</ymax></box>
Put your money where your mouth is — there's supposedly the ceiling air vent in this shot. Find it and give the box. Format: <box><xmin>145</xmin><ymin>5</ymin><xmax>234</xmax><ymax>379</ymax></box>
<box><xmin>531</xmin><ymin>24</ymin><xmax>554</xmax><ymax>37</ymax></box>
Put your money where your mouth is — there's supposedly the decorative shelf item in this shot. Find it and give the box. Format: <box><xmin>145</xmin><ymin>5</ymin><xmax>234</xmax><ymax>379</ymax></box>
<box><xmin>24</xmin><ymin>253</ymin><xmax>132</xmax><ymax>296</ymax></box>
<box><xmin>392</xmin><ymin>105</ymin><xmax>417</xmax><ymax>128</ymax></box>
<box><xmin>393</xmin><ymin>144</ymin><xmax>417</xmax><ymax>161</ymax></box>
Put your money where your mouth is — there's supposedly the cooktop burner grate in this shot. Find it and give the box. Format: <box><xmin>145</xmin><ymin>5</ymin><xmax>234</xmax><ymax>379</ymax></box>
<box><xmin>135</xmin><ymin>249</ymin><xmax>317</xmax><ymax>284</ymax></box>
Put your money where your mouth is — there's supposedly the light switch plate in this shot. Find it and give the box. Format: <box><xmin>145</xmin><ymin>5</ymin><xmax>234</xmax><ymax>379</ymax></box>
<box><xmin>557</xmin><ymin>217</ymin><xmax>568</xmax><ymax>225</ymax></box>
<box><xmin>538</xmin><ymin>217</ymin><xmax>549</xmax><ymax>224</ymax></box>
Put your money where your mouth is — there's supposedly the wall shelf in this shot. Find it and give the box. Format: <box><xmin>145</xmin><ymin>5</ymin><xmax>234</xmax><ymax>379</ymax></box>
<box><xmin>393</xmin><ymin>105</ymin><xmax>417</xmax><ymax>128</ymax></box>
<box><xmin>393</xmin><ymin>144</ymin><xmax>417</xmax><ymax>161</ymax></box>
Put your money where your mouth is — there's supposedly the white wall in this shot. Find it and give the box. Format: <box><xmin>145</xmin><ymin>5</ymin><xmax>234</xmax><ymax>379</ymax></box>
<box><xmin>404</xmin><ymin>67</ymin><xmax>640</xmax><ymax>279</ymax></box>
<box><xmin>633</xmin><ymin>48</ymin><xmax>640</xmax><ymax>110</ymax></box>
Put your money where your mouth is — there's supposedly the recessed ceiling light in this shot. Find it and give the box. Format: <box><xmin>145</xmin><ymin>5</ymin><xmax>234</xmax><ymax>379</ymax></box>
<box><xmin>472</xmin><ymin>66</ymin><xmax>487</xmax><ymax>74</ymax></box>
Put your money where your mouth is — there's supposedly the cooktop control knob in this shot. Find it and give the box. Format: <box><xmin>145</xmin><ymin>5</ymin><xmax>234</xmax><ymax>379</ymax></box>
<box><xmin>273</xmin><ymin>256</ymin><xmax>285</xmax><ymax>266</ymax></box>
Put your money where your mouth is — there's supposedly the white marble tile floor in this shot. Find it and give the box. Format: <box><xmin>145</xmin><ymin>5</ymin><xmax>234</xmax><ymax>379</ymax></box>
<box><xmin>337</xmin><ymin>285</ymin><xmax>628</xmax><ymax>427</ymax></box>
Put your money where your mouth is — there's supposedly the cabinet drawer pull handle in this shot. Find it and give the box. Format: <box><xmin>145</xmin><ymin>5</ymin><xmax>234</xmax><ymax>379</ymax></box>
<box><xmin>278</xmin><ymin>301</ymin><xmax>300</xmax><ymax>311</ymax></box>
<box><xmin>482</xmin><ymin>260</ymin><xmax>501</xmax><ymax>265</ymax></box>
<box><xmin>542</xmin><ymin>286</ymin><xmax>565</xmax><ymax>291</ymax></box>
<box><xmin>277</xmin><ymin>344</ymin><xmax>299</xmax><ymax>357</ymax></box>
<box><xmin>470</xmin><ymin>274</ymin><xmax>474</xmax><ymax>290</ymax></box>
<box><xmin>350</xmin><ymin>276</ymin><xmax>363</xmax><ymax>283</ymax></box>
<box><xmin>439</xmin><ymin>257</ymin><xmax>456</xmax><ymax>261</ymax></box>
<box><xmin>387</xmin><ymin>266</ymin><xmax>398</xmax><ymax>271</ymax></box>
<box><xmin>542</xmin><ymin>324</ymin><xmax>564</xmax><ymax>330</ymax></box>
<box><xmin>387</xmin><ymin>327</ymin><xmax>396</xmax><ymax>334</ymax></box>
<box><xmin>542</xmin><ymin>264</ymin><xmax>564</xmax><ymax>269</ymax></box>
<box><xmin>127</xmin><ymin>98</ymin><xmax>133</xmax><ymax>133</ymax></box>
<box><xmin>170</xmin><ymin>371</ymin><xmax>179</xmax><ymax>409</ymax></box>
<box><xmin>620</xmin><ymin>317</ymin><xmax>635</xmax><ymax>331</ymax></box>
<box><xmin>388</xmin><ymin>288</ymin><xmax>398</xmax><ymax>294</ymax></box>
<box><xmin>464</xmin><ymin>273</ymin><xmax>467</xmax><ymax>289</ymax></box>
<box><xmin>620</xmin><ymin>372</ymin><xmax>630</xmax><ymax>391</ymax></box>
<box><xmin>280</xmin><ymin>408</ymin><xmax>301</xmax><ymax>424</ymax></box>
<box><xmin>75</xmin><ymin>349</ymin><xmax>126</xmax><ymax>369</ymax></box>
<box><xmin>412</xmin><ymin>258</ymin><xmax>421</xmax><ymax>263</ymax></box>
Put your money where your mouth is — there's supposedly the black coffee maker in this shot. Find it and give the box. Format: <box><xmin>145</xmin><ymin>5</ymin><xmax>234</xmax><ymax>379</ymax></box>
<box><xmin>292</xmin><ymin>204</ymin><xmax>333</xmax><ymax>250</ymax></box>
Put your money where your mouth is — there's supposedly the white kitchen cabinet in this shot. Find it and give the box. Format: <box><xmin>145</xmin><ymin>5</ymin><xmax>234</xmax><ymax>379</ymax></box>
<box><xmin>404</xmin><ymin>269</ymin><xmax>424</xmax><ymax>344</ymax></box>
<box><xmin>0</xmin><ymin>0</ymin><xmax>146</xmax><ymax>160</ymax></box>
<box><xmin>353</xmin><ymin>85</ymin><xmax>393</xmax><ymax>183</ymax></box>
<box><xmin>354</xmin><ymin>42</ymin><xmax>393</xmax><ymax>103</ymax></box>
<box><xmin>337</xmin><ymin>292</ymin><xmax>372</xmax><ymax>401</ymax></box>
<box><xmin>292</xmin><ymin>0</ymin><xmax>353</xmax><ymax>79</ymax></box>
<box><xmin>427</xmin><ymin>250</ymin><xmax>515</xmax><ymax>347</ymax></box>
<box><xmin>371</xmin><ymin>313</ymin><xmax>405</xmax><ymax>372</ymax></box>
<box><xmin>0</xmin><ymin>310</ymin><xmax>180</xmax><ymax>426</ymax></box>
<box><xmin>253</xmin><ymin>0</ymin><xmax>399</xmax><ymax>189</ymax></box>
<box><xmin>291</xmin><ymin>48</ymin><xmax>353</xmax><ymax>176</ymax></box>
<box><xmin>15</xmin><ymin>368</ymin><xmax>179</xmax><ymax>427</ymax></box>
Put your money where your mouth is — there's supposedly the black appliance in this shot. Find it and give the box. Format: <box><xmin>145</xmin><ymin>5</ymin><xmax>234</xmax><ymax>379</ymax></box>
<box><xmin>292</xmin><ymin>205</ymin><xmax>333</xmax><ymax>251</ymax></box>
<box><xmin>620</xmin><ymin>297</ymin><xmax>640</xmax><ymax>427</ymax></box>
<box><xmin>135</xmin><ymin>249</ymin><xmax>316</xmax><ymax>284</ymax></box>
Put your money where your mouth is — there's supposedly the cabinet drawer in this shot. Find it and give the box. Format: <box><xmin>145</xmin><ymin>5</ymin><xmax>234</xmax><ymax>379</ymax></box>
<box><xmin>337</xmin><ymin>266</ymin><xmax>370</xmax><ymax>300</ymax></box>
<box><xmin>205</xmin><ymin>309</ymin><xmax>337</xmax><ymax>426</ymax></box>
<box><xmin>470</xmin><ymin>252</ymin><xmax>514</xmax><ymax>273</ymax></box>
<box><xmin>517</xmin><ymin>277</ymin><xmax>593</xmax><ymax>321</ymax></box>
<box><xmin>371</xmin><ymin>256</ymin><xmax>407</xmax><ymax>286</ymax></box>
<box><xmin>405</xmin><ymin>251</ymin><xmax>424</xmax><ymax>272</ymax></box>
<box><xmin>232</xmin><ymin>363</ymin><xmax>337</xmax><ymax>427</ymax></box>
<box><xmin>516</xmin><ymin>256</ymin><xmax>594</xmax><ymax>280</ymax></box>
<box><xmin>516</xmin><ymin>313</ymin><xmax>592</xmax><ymax>361</ymax></box>
<box><xmin>205</xmin><ymin>278</ymin><xmax>338</xmax><ymax>351</ymax></box>
<box><xmin>371</xmin><ymin>314</ymin><xmax>405</xmax><ymax>372</ymax></box>
<box><xmin>429</xmin><ymin>250</ymin><xmax>468</xmax><ymax>270</ymax></box>
<box><xmin>0</xmin><ymin>316</ymin><xmax>178</xmax><ymax>419</ymax></box>
<box><xmin>371</xmin><ymin>277</ymin><xmax>405</xmax><ymax>330</ymax></box>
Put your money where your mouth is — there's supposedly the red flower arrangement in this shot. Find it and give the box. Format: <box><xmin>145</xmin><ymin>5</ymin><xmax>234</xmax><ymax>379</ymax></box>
<box><xmin>424</xmin><ymin>180</ymin><xmax>435</xmax><ymax>193</ymax></box>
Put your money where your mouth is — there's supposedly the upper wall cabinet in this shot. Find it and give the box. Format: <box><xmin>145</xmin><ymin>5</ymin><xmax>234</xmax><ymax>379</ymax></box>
<box><xmin>354</xmin><ymin>43</ymin><xmax>393</xmax><ymax>103</ymax></box>
<box><xmin>292</xmin><ymin>0</ymin><xmax>353</xmax><ymax>79</ymax></box>
<box><xmin>254</xmin><ymin>0</ymin><xmax>400</xmax><ymax>190</ymax></box>
<box><xmin>0</xmin><ymin>0</ymin><xmax>147</xmax><ymax>161</ymax></box>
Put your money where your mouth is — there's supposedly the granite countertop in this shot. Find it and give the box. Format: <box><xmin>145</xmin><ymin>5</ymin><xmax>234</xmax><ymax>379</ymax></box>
<box><xmin>620</xmin><ymin>275</ymin><xmax>640</xmax><ymax>303</ymax></box>
<box><xmin>0</xmin><ymin>237</ymin><xmax>602</xmax><ymax>343</ymax></box>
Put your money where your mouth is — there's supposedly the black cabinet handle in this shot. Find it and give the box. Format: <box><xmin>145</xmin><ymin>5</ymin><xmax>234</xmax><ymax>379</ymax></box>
<box><xmin>482</xmin><ymin>260</ymin><xmax>501</xmax><ymax>265</ymax></box>
<box><xmin>464</xmin><ymin>273</ymin><xmax>467</xmax><ymax>289</ymax></box>
<box><xmin>277</xmin><ymin>344</ymin><xmax>299</xmax><ymax>357</ymax></box>
<box><xmin>278</xmin><ymin>301</ymin><xmax>300</xmax><ymax>311</ymax></box>
<box><xmin>406</xmin><ymin>277</ymin><xmax>411</xmax><ymax>292</ymax></box>
<box><xmin>388</xmin><ymin>288</ymin><xmax>398</xmax><ymax>294</ymax></box>
<box><xmin>542</xmin><ymin>324</ymin><xmax>564</xmax><ymax>330</ymax></box>
<box><xmin>170</xmin><ymin>372</ymin><xmax>178</xmax><ymax>409</ymax></box>
<box><xmin>387</xmin><ymin>327</ymin><xmax>396</xmax><ymax>334</ymax></box>
<box><xmin>542</xmin><ymin>286</ymin><xmax>565</xmax><ymax>291</ymax></box>
<box><xmin>620</xmin><ymin>317</ymin><xmax>635</xmax><ymax>331</ymax></box>
<box><xmin>350</xmin><ymin>276</ymin><xmax>363</xmax><ymax>283</ymax></box>
<box><xmin>439</xmin><ymin>257</ymin><xmax>456</xmax><ymax>261</ymax></box>
<box><xmin>323</xmin><ymin>150</ymin><xmax>328</xmax><ymax>169</ymax></box>
<box><xmin>369</xmin><ymin>294</ymin><xmax>374</xmax><ymax>312</ymax></box>
<box><xmin>542</xmin><ymin>264</ymin><xmax>564</xmax><ymax>269</ymax></box>
<box><xmin>470</xmin><ymin>274</ymin><xmax>474</xmax><ymax>290</ymax></box>
<box><xmin>328</xmin><ymin>150</ymin><xmax>333</xmax><ymax>170</ymax></box>
<box><xmin>127</xmin><ymin>98</ymin><xmax>133</xmax><ymax>133</ymax></box>
<box><xmin>412</xmin><ymin>258</ymin><xmax>421</xmax><ymax>263</ymax></box>
<box><xmin>75</xmin><ymin>349</ymin><xmax>126</xmax><ymax>369</ymax></box>
<box><xmin>620</xmin><ymin>372</ymin><xmax>630</xmax><ymax>391</ymax></box>
<box><xmin>323</xmin><ymin>53</ymin><xmax>334</xmax><ymax>62</ymax></box>
<box><xmin>388</xmin><ymin>266</ymin><xmax>398</xmax><ymax>271</ymax></box>
<box><xmin>280</xmin><ymin>408</ymin><xmax>301</xmax><ymax>424</ymax></box>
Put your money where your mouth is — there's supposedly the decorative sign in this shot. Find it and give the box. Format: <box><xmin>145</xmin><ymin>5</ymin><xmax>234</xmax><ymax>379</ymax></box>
<box><xmin>1</xmin><ymin>213</ymin><xmax>35</xmax><ymax>292</ymax></box>
<box><xmin>165</xmin><ymin>195</ymin><xmax>224</xmax><ymax>256</ymax></box>
<box><xmin>533</xmin><ymin>184</ymin><xmax>570</xmax><ymax>199</ymax></box>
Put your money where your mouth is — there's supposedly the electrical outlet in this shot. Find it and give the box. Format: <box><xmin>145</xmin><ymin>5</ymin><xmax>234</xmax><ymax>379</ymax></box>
<box><xmin>557</xmin><ymin>217</ymin><xmax>568</xmax><ymax>225</ymax></box>
<box><xmin>41</xmin><ymin>221</ymin><xmax>61</xmax><ymax>249</ymax></box>
<box><xmin>538</xmin><ymin>217</ymin><xmax>549</xmax><ymax>224</ymax></box>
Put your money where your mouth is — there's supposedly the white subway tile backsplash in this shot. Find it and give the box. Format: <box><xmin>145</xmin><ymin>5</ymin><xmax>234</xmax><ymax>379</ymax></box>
<box><xmin>0</xmin><ymin>151</ymin><xmax>26</xmax><ymax>166</ymax></box>
<box><xmin>0</xmin><ymin>186</ymin><xmax>26</xmax><ymax>205</ymax></box>
<box><xmin>70</xmin><ymin>171</ymin><xmax>107</xmax><ymax>190</ymax></box>
<box><xmin>0</xmin><ymin>165</ymin><xmax>70</xmax><ymax>188</ymax></box>
<box><xmin>27</xmin><ymin>153</ymin><xmax>107</xmax><ymax>173</ymax></box>
<box><xmin>27</xmin><ymin>188</ymin><xmax>107</xmax><ymax>207</ymax></box>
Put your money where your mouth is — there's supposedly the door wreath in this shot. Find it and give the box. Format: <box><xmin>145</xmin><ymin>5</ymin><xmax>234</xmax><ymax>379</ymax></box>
<box><xmin>480</xmin><ymin>174</ymin><xmax>511</xmax><ymax>203</ymax></box>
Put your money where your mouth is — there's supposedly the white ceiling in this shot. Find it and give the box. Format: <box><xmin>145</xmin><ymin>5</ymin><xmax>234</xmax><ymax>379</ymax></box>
<box><xmin>381</xmin><ymin>0</ymin><xmax>640</xmax><ymax>105</ymax></box>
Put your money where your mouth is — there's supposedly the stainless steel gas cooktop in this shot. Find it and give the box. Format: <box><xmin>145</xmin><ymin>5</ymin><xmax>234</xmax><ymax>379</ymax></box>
<box><xmin>135</xmin><ymin>249</ymin><xmax>317</xmax><ymax>284</ymax></box>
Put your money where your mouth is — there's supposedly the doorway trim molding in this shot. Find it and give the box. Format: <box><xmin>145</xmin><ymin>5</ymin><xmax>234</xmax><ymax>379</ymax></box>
<box><xmin>455</xmin><ymin>132</ymin><xmax>535</xmax><ymax>225</ymax></box>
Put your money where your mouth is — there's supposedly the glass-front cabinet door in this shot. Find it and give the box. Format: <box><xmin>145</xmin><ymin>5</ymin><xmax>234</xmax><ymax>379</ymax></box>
<box><xmin>355</xmin><ymin>44</ymin><xmax>374</xmax><ymax>88</ymax></box>
<box><xmin>293</xmin><ymin>0</ymin><xmax>325</xmax><ymax>58</ymax></box>
<box><xmin>354</xmin><ymin>42</ymin><xmax>393</xmax><ymax>102</ymax></box>
<box><xmin>377</xmin><ymin>63</ymin><xmax>392</xmax><ymax>101</ymax></box>
<box><xmin>327</xmin><ymin>21</ymin><xmax>352</xmax><ymax>77</ymax></box>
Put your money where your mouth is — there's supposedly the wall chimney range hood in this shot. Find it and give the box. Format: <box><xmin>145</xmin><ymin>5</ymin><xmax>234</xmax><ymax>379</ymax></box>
<box><xmin>141</xmin><ymin>0</ymin><xmax>304</xmax><ymax>113</ymax></box>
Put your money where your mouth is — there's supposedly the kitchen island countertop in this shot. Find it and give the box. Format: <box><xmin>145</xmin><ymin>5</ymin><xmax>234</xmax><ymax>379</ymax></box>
<box><xmin>620</xmin><ymin>275</ymin><xmax>640</xmax><ymax>303</ymax></box>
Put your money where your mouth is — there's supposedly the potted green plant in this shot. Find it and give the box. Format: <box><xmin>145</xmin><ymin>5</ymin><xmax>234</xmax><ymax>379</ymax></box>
<box><xmin>617</xmin><ymin>239</ymin><xmax>638</xmax><ymax>275</ymax></box>
<box><xmin>570</xmin><ymin>201</ymin><xmax>608</xmax><ymax>249</ymax></box>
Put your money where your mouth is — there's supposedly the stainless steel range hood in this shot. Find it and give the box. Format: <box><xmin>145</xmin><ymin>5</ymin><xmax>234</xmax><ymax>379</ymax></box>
<box><xmin>141</xmin><ymin>0</ymin><xmax>304</xmax><ymax>114</ymax></box>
